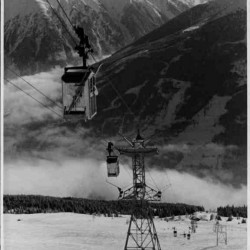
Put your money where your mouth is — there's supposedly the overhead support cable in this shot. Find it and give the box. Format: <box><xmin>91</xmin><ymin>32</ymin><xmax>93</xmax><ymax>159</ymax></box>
<box><xmin>55</xmin><ymin>0</ymin><xmax>75</xmax><ymax>31</ymax></box>
<box><xmin>107</xmin><ymin>79</ymin><xmax>135</xmax><ymax>118</ymax></box>
<box><xmin>47</xmin><ymin>0</ymin><xmax>100</xmax><ymax>68</ymax></box>
<box><xmin>45</xmin><ymin>0</ymin><xmax>78</xmax><ymax>46</ymax></box>
<box><xmin>6</xmin><ymin>67</ymin><xmax>63</xmax><ymax>111</ymax></box>
<box><xmin>145</xmin><ymin>166</ymin><xmax>160</xmax><ymax>191</ymax></box>
<box><xmin>90</xmin><ymin>53</ymin><xmax>97</xmax><ymax>63</ymax></box>
<box><xmin>5</xmin><ymin>78</ymin><xmax>63</xmax><ymax>119</ymax></box>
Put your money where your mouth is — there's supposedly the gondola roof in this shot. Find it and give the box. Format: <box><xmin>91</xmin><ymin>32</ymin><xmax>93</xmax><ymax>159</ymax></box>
<box><xmin>61</xmin><ymin>67</ymin><xmax>91</xmax><ymax>83</ymax></box>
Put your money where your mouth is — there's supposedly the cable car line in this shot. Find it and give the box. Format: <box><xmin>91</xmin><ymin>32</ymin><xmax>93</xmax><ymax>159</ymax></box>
<box><xmin>49</xmin><ymin>0</ymin><xmax>102</xmax><ymax>66</ymax></box>
<box><xmin>105</xmin><ymin>77</ymin><xmax>137</xmax><ymax>134</ymax></box>
<box><xmin>5</xmin><ymin>78</ymin><xmax>63</xmax><ymax>119</ymax></box>
<box><xmin>6</xmin><ymin>67</ymin><xmax>63</xmax><ymax>111</ymax></box>
<box><xmin>55</xmin><ymin>0</ymin><xmax>75</xmax><ymax>32</ymax></box>
<box><xmin>106</xmin><ymin>179</ymin><xmax>132</xmax><ymax>191</ymax></box>
<box><xmin>55</xmin><ymin>0</ymin><xmax>99</xmax><ymax>66</ymax></box>
<box><xmin>160</xmin><ymin>183</ymin><xmax>171</xmax><ymax>192</ymax></box>
<box><xmin>143</xmin><ymin>130</ymin><xmax>164</xmax><ymax>146</ymax></box>
<box><xmin>92</xmin><ymin>66</ymin><xmax>128</xmax><ymax>112</ymax></box>
<box><xmin>106</xmin><ymin>79</ymin><xmax>135</xmax><ymax>119</ymax></box>
<box><xmin>119</xmin><ymin>112</ymin><xmax>127</xmax><ymax>134</ymax></box>
<box><xmin>121</xmin><ymin>163</ymin><xmax>132</xmax><ymax>178</ymax></box>
<box><xmin>163</xmin><ymin>169</ymin><xmax>176</xmax><ymax>201</ymax></box>
<box><xmin>55</xmin><ymin>0</ymin><xmax>98</xmax><ymax>63</ymax></box>
<box><xmin>90</xmin><ymin>54</ymin><xmax>97</xmax><ymax>63</ymax></box>
<box><xmin>105</xmin><ymin>179</ymin><xmax>133</xmax><ymax>198</ymax></box>
<box><xmin>45</xmin><ymin>0</ymin><xmax>78</xmax><ymax>46</ymax></box>
<box><xmin>105</xmin><ymin>179</ymin><xmax>123</xmax><ymax>197</ymax></box>
<box><xmin>47</xmin><ymin>0</ymin><xmax>100</xmax><ymax>67</ymax></box>
<box><xmin>146</xmin><ymin>166</ymin><xmax>160</xmax><ymax>190</ymax></box>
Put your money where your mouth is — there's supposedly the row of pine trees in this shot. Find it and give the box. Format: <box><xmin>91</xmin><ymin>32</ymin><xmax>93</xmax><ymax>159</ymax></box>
<box><xmin>4</xmin><ymin>195</ymin><xmax>204</xmax><ymax>217</ymax></box>
<box><xmin>217</xmin><ymin>205</ymin><xmax>247</xmax><ymax>218</ymax></box>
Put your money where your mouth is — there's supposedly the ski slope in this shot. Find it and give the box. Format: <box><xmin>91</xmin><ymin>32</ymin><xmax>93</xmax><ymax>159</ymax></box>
<box><xmin>4</xmin><ymin>212</ymin><xmax>247</xmax><ymax>250</ymax></box>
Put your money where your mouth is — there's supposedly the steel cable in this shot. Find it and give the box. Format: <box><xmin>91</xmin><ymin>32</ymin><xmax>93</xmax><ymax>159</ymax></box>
<box><xmin>5</xmin><ymin>78</ymin><xmax>63</xmax><ymax>119</ymax></box>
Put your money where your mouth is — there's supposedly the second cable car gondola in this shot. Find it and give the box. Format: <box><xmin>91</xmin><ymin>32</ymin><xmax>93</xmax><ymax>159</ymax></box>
<box><xmin>106</xmin><ymin>142</ymin><xmax>120</xmax><ymax>177</ymax></box>
<box><xmin>107</xmin><ymin>155</ymin><xmax>120</xmax><ymax>177</ymax></box>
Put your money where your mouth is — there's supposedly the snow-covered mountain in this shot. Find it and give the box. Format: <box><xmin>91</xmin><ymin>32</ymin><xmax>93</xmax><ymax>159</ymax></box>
<box><xmin>4</xmin><ymin>0</ymin><xmax>202</xmax><ymax>75</ymax></box>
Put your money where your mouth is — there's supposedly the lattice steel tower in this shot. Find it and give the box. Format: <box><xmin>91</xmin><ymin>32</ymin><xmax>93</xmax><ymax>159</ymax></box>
<box><xmin>115</xmin><ymin>131</ymin><xmax>162</xmax><ymax>250</ymax></box>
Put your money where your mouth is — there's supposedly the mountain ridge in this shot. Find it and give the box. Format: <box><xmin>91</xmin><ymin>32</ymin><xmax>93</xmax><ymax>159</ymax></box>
<box><xmin>5</xmin><ymin>0</ymin><xmax>202</xmax><ymax>75</ymax></box>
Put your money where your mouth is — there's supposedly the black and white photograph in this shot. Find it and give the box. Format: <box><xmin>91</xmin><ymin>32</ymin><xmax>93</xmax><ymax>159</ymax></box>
<box><xmin>2</xmin><ymin>0</ymin><xmax>248</xmax><ymax>249</ymax></box>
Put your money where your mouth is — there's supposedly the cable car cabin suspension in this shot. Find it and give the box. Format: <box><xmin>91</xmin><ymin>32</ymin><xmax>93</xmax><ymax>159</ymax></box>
<box><xmin>106</xmin><ymin>142</ymin><xmax>120</xmax><ymax>177</ymax></box>
<box><xmin>61</xmin><ymin>26</ymin><xmax>98</xmax><ymax>121</ymax></box>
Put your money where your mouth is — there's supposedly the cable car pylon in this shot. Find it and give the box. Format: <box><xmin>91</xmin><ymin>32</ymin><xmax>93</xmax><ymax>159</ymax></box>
<box><xmin>106</xmin><ymin>130</ymin><xmax>162</xmax><ymax>250</ymax></box>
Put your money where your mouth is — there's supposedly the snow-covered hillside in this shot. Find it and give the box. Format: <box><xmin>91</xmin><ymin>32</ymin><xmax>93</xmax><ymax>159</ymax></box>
<box><xmin>4</xmin><ymin>213</ymin><xmax>247</xmax><ymax>250</ymax></box>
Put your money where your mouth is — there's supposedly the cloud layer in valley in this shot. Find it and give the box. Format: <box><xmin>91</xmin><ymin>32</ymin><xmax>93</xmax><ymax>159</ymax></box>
<box><xmin>4</xmin><ymin>69</ymin><xmax>247</xmax><ymax>209</ymax></box>
<box><xmin>4</xmin><ymin>158</ymin><xmax>246</xmax><ymax>210</ymax></box>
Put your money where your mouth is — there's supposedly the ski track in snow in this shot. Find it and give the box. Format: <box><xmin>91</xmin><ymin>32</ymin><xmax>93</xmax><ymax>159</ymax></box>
<box><xmin>231</xmin><ymin>59</ymin><xmax>247</xmax><ymax>87</ymax></box>
<box><xmin>173</xmin><ymin>95</ymin><xmax>231</xmax><ymax>144</ymax></box>
<box><xmin>155</xmin><ymin>79</ymin><xmax>191</xmax><ymax>128</ymax></box>
<box><xmin>4</xmin><ymin>213</ymin><xmax>247</xmax><ymax>250</ymax></box>
<box><xmin>125</xmin><ymin>82</ymin><xmax>146</xmax><ymax>96</ymax></box>
<box><xmin>183</xmin><ymin>25</ymin><xmax>201</xmax><ymax>33</ymax></box>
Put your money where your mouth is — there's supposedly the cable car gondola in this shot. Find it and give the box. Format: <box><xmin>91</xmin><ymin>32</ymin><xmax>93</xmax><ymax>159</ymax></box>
<box><xmin>62</xmin><ymin>66</ymin><xmax>98</xmax><ymax>120</ymax></box>
<box><xmin>107</xmin><ymin>155</ymin><xmax>120</xmax><ymax>177</ymax></box>
<box><xmin>106</xmin><ymin>142</ymin><xmax>120</xmax><ymax>177</ymax></box>
<box><xmin>61</xmin><ymin>25</ymin><xmax>98</xmax><ymax>121</ymax></box>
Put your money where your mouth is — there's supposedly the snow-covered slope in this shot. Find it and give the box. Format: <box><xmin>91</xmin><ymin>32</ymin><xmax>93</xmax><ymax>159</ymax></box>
<box><xmin>4</xmin><ymin>213</ymin><xmax>247</xmax><ymax>250</ymax></box>
<box><xmin>4</xmin><ymin>0</ymin><xmax>200</xmax><ymax>75</ymax></box>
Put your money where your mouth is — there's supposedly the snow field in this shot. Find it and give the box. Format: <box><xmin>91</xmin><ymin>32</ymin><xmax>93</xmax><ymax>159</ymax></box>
<box><xmin>4</xmin><ymin>213</ymin><xmax>247</xmax><ymax>250</ymax></box>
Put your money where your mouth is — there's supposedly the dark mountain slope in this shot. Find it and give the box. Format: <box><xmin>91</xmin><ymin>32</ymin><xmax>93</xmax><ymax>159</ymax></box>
<box><xmin>88</xmin><ymin>0</ymin><xmax>246</xmax><ymax>187</ymax></box>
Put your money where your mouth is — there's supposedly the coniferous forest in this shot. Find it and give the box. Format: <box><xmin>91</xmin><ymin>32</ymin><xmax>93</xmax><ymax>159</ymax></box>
<box><xmin>4</xmin><ymin>195</ymin><xmax>204</xmax><ymax>217</ymax></box>
<box><xmin>217</xmin><ymin>205</ymin><xmax>247</xmax><ymax>218</ymax></box>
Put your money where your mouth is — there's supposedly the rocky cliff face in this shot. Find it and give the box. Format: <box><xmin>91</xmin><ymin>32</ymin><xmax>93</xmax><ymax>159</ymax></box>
<box><xmin>4</xmin><ymin>0</ymin><xmax>200</xmax><ymax>75</ymax></box>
